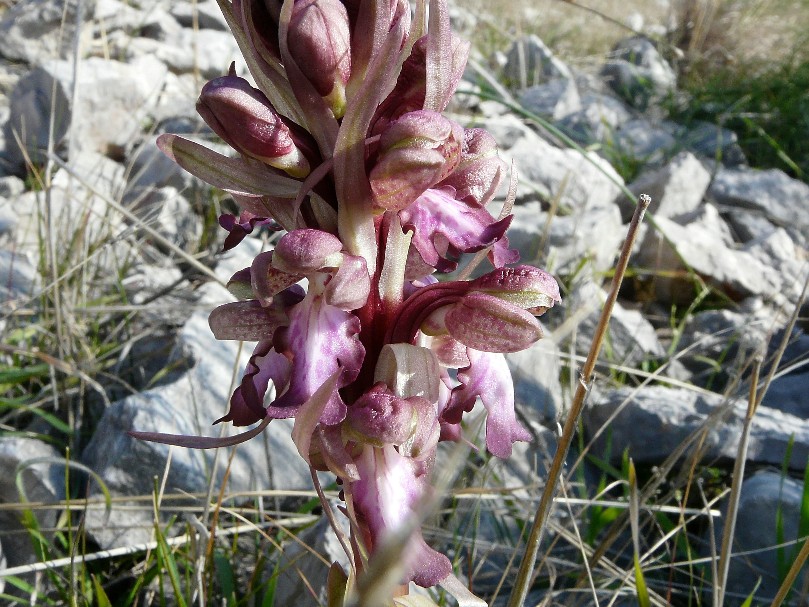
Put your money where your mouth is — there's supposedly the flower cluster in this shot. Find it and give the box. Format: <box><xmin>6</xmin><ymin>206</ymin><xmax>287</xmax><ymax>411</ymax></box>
<box><xmin>149</xmin><ymin>0</ymin><xmax>560</xmax><ymax>598</ymax></box>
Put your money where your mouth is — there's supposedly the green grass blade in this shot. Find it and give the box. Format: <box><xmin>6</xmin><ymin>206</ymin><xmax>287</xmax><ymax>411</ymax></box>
<box><xmin>91</xmin><ymin>574</ymin><xmax>113</xmax><ymax>607</ymax></box>
<box><xmin>154</xmin><ymin>522</ymin><xmax>189</xmax><ymax>607</ymax></box>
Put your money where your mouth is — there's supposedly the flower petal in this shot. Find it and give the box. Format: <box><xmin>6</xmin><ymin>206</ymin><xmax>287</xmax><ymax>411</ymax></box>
<box><xmin>449</xmin><ymin>349</ymin><xmax>531</xmax><ymax>459</ymax></box>
<box><xmin>351</xmin><ymin>444</ymin><xmax>451</xmax><ymax>587</ymax></box>
<box><xmin>400</xmin><ymin>188</ymin><xmax>517</xmax><ymax>272</ymax></box>
<box><xmin>218</xmin><ymin>340</ymin><xmax>292</xmax><ymax>425</ymax></box>
<box><xmin>271</xmin><ymin>284</ymin><xmax>364</xmax><ymax>424</ymax></box>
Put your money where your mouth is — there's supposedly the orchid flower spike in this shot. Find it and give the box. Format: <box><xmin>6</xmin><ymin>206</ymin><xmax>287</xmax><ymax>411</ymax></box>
<box><xmin>142</xmin><ymin>0</ymin><xmax>561</xmax><ymax>602</ymax></box>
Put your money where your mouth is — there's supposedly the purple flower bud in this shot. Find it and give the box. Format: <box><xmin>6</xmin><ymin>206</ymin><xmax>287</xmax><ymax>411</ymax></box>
<box><xmin>370</xmin><ymin>111</ymin><xmax>463</xmax><ymax>211</ymax></box>
<box><xmin>438</xmin><ymin>128</ymin><xmax>505</xmax><ymax>207</ymax></box>
<box><xmin>272</xmin><ymin>229</ymin><xmax>344</xmax><ymax>274</ymax></box>
<box><xmin>471</xmin><ymin>265</ymin><xmax>561</xmax><ymax>315</ymax></box>
<box><xmin>444</xmin><ymin>292</ymin><xmax>543</xmax><ymax>353</ymax></box>
<box><xmin>197</xmin><ymin>74</ymin><xmax>310</xmax><ymax>177</ymax></box>
<box><xmin>287</xmin><ymin>0</ymin><xmax>351</xmax><ymax>118</ymax></box>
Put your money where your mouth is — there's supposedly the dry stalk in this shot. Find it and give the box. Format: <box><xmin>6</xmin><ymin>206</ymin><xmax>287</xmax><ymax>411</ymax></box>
<box><xmin>506</xmin><ymin>194</ymin><xmax>651</xmax><ymax>607</ymax></box>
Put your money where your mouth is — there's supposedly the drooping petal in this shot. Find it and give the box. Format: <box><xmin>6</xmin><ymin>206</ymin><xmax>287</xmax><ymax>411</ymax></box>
<box><xmin>449</xmin><ymin>349</ymin><xmax>531</xmax><ymax>459</ymax></box>
<box><xmin>351</xmin><ymin>444</ymin><xmax>451</xmax><ymax>587</ymax></box>
<box><xmin>399</xmin><ymin>188</ymin><xmax>518</xmax><ymax>272</ymax></box>
<box><xmin>217</xmin><ymin>340</ymin><xmax>292</xmax><ymax>425</ymax></box>
<box><xmin>291</xmin><ymin>369</ymin><xmax>341</xmax><ymax>461</ymax></box>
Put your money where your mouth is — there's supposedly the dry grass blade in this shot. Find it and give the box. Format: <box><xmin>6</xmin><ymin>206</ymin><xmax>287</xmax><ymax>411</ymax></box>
<box><xmin>506</xmin><ymin>194</ymin><xmax>651</xmax><ymax>607</ymax></box>
<box><xmin>715</xmin><ymin>355</ymin><xmax>762</xmax><ymax>606</ymax></box>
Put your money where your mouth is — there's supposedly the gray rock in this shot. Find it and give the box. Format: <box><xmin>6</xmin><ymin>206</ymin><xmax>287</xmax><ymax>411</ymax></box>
<box><xmin>601</xmin><ymin>37</ymin><xmax>676</xmax><ymax>109</ymax></box>
<box><xmin>743</xmin><ymin>227</ymin><xmax>809</xmax><ymax>309</ymax></box>
<box><xmin>633</xmin><ymin>203</ymin><xmax>781</xmax><ymax>305</ymax></box>
<box><xmin>149</xmin><ymin>72</ymin><xmax>205</xmax><ymax>129</ymax></box>
<box><xmin>92</xmin><ymin>0</ymin><xmax>181</xmax><ymax>40</ymax></box>
<box><xmin>52</xmin><ymin>149</ymin><xmax>126</xmax><ymax>201</ymax></box>
<box><xmin>710</xmin><ymin>167</ymin><xmax>809</xmax><ymax>250</ymax></box>
<box><xmin>509</xmin><ymin>200</ymin><xmax>624</xmax><ymax>278</ymax></box>
<box><xmin>677</xmin><ymin>308</ymin><xmax>771</xmax><ymax>390</ymax></box>
<box><xmin>507</xmin><ymin>331</ymin><xmax>564</xmax><ymax>425</ymax></box>
<box><xmin>503</xmin><ymin>35</ymin><xmax>572</xmax><ymax>89</ymax></box>
<box><xmin>5</xmin><ymin>55</ymin><xmax>167</xmax><ymax>172</ymax></box>
<box><xmin>476</xmin><ymin>114</ymin><xmax>536</xmax><ymax>151</ymax></box>
<box><xmin>0</xmin><ymin>0</ymin><xmax>95</xmax><ymax>65</ymax></box>
<box><xmin>762</xmin><ymin>373</ymin><xmax>809</xmax><ymax>418</ymax></box>
<box><xmin>623</xmin><ymin>151</ymin><xmax>711</xmax><ymax>221</ymax></box>
<box><xmin>723</xmin><ymin>209</ymin><xmax>778</xmax><ymax>244</ymax></box>
<box><xmin>504</xmin><ymin>130</ymin><xmax>624</xmax><ymax>213</ymax></box>
<box><xmin>556</xmin><ymin>92</ymin><xmax>633</xmax><ymax>145</ymax></box>
<box><xmin>680</xmin><ymin>121</ymin><xmax>747</xmax><ymax>166</ymax></box>
<box><xmin>584</xmin><ymin>386</ymin><xmax>809</xmax><ymax>468</ymax></box>
<box><xmin>565</xmin><ymin>280</ymin><xmax>666</xmax><ymax>367</ymax></box>
<box><xmin>125</xmin><ymin>186</ymin><xmax>203</xmax><ymax>251</ymax></box>
<box><xmin>0</xmin><ymin>438</ymin><xmax>65</xmax><ymax>576</ymax></box>
<box><xmin>713</xmin><ymin>471</ymin><xmax>807</xmax><ymax>604</ymax></box>
<box><xmin>614</xmin><ymin>118</ymin><xmax>677</xmax><ymax>165</ymax></box>
<box><xmin>0</xmin><ymin>250</ymin><xmax>39</xmax><ymax>310</ymax></box>
<box><xmin>109</xmin><ymin>28</ymin><xmax>239</xmax><ymax>79</ymax></box>
<box><xmin>518</xmin><ymin>79</ymin><xmax>581</xmax><ymax>121</ymax></box>
<box><xmin>80</xmin><ymin>241</ymin><xmax>315</xmax><ymax>549</ymax></box>
<box><xmin>170</xmin><ymin>0</ymin><xmax>228</xmax><ymax>31</ymax></box>
<box><xmin>0</xmin><ymin>175</ymin><xmax>25</xmax><ymax>199</ymax></box>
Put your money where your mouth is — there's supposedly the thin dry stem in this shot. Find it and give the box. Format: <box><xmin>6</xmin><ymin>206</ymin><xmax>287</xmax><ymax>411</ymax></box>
<box><xmin>506</xmin><ymin>194</ymin><xmax>651</xmax><ymax>607</ymax></box>
<box><xmin>715</xmin><ymin>355</ymin><xmax>762</xmax><ymax>606</ymax></box>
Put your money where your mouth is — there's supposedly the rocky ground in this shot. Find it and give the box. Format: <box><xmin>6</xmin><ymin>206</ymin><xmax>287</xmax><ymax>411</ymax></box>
<box><xmin>0</xmin><ymin>0</ymin><xmax>807</xmax><ymax>603</ymax></box>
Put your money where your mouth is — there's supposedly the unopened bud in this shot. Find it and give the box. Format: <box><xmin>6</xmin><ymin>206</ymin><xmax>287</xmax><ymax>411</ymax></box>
<box><xmin>438</xmin><ymin>129</ymin><xmax>505</xmax><ymax>206</ymax></box>
<box><xmin>197</xmin><ymin>74</ymin><xmax>310</xmax><ymax>177</ymax></box>
<box><xmin>444</xmin><ymin>292</ymin><xmax>543</xmax><ymax>353</ymax></box>
<box><xmin>288</xmin><ymin>0</ymin><xmax>351</xmax><ymax>118</ymax></box>
<box><xmin>471</xmin><ymin>265</ymin><xmax>561</xmax><ymax>315</ymax></box>
<box><xmin>370</xmin><ymin>110</ymin><xmax>463</xmax><ymax>211</ymax></box>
